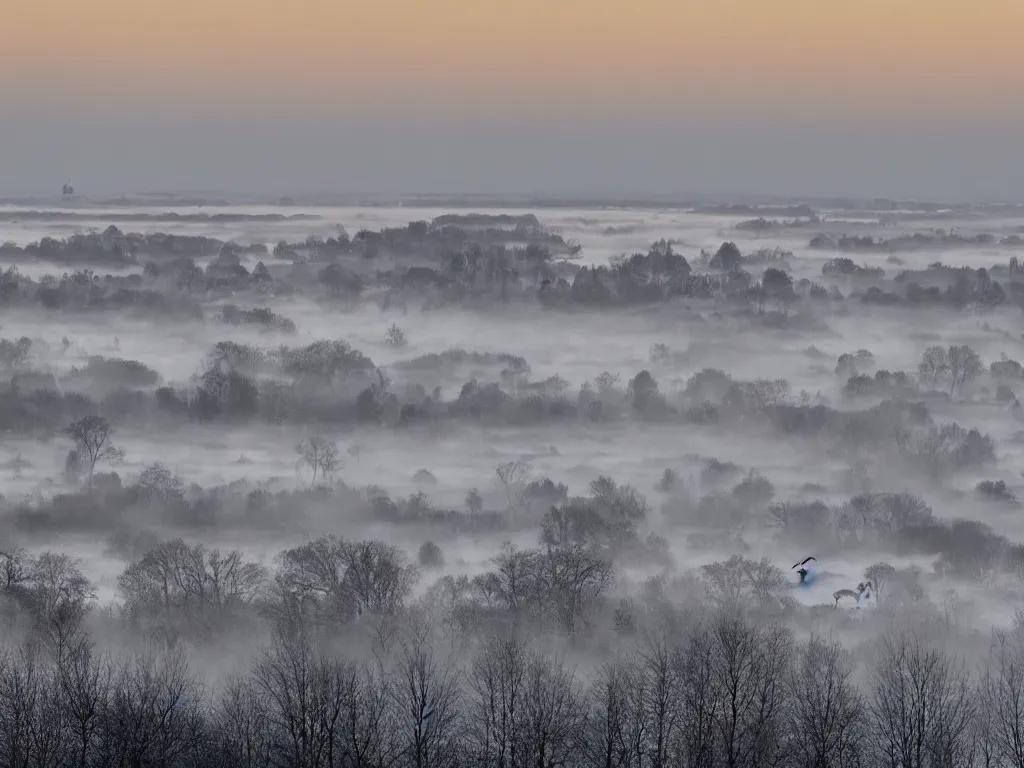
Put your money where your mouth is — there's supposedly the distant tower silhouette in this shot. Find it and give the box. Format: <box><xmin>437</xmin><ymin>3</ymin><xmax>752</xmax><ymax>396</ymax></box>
<box><xmin>62</xmin><ymin>179</ymin><xmax>74</xmax><ymax>196</ymax></box>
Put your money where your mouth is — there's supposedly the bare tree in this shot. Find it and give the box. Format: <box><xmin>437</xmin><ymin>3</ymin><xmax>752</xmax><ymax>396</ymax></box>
<box><xmin>679</xmin><ymin>626</ymin><xmax>720</xmax><ymax>768</ymax></box>
<box><xmin>864</xmin><ymin>562</ymin><xmax>897</xmax><ymax>608</ymax></box>
<box><xmin>784</xmin><ymin>634</ymin><xmax>866</xmax><ymax>768</ymax></box>
<box><xmin>0</xmin><ymin>546</ymin><xmax>33</xmax><ymax>592</ymax></box>
<box><xmin>701</xmin><ymin>557</ymin><xmax>749</xmax><ymax>609</ymax></box>
<box><xmin>490</xmin><ymin>543</ymin><xmax>539</xmax><ymax>614</ymax></box>
<box><xmin>342</xmin><ymin>540</ymin><xmax>418</xmax><ymax>617</ymax></box>
<box><xmin>136</xmin><ymin>462</ymin><xmax>185</xmax><ymax>505</ymax></box>
<box><xmin>297</xmin><ymin>434</ymin><xmax>341</xmax><ymax>486</ymax></box>
<box><xmin>465</xmin><ymin>488</ymin><xmax>483</xmax><ymax>514</ymax></box>
<box><xmin>466</xmin><ymin>633</ymin><xmax>528</xmax><ymax>767</ymax></box>
<box><xmin>65</xmin><ymin>415</ymin><xmax>124</xmax><ymax>488</ymax></box>
<box><xmin>947</xmin><ymin>344</ymin><xmax>983</xmax><ymax>398</ymax></box>
<box><xmin>385</xmin><ymin>323</ymin><xmax>409</xmax><ymax>348</ymax></box>
<box><xmin>537</xmin><ymin>547</ymin><xmax>614</xmax><ymax>634</ymax></box>
<box><xmin>118</xmin><ymin>539</ymin><xmax>196</xmax><ymax>619</ymax></box>
<box><xmin>0</xmin><ymin>642</ymin><xmax>67</xmax><ymax>767</ymax></box>
<box><xmin>338</xmin><ymin>661</ymin><xmax>398</xmax><ymax>768</ymax></box>
<box><xmin>583</xmin><ymin>655</ymin><xmax>642</xmax><ymax>768</ymax></box>
<box><xmin>495</xmin><ymin>461</ymin><xmax>531</xmax><ymax>512</ymax></box>
<box><xmin>57</xmin><ymin>637</ymin><xmax>114</xmax><ymax>768</ymax></box>
<box><xmin>979</xmin><ymin>632</ymin><xmax>1024</xmax><ymax>768</ymax></box>
<box><xmin>29</xmin><ymin>552</ymin><xmax>95</xmax><ymax>655</ymax></box>
<box><xmin>118</xmin><ymin>539</ymin><xmax>267</xmax><ymax>635</ymax></box>
<box><xmin>251</xmin><ymin>627</ymin><xmax>348</xmax><ymax>767</ymax></box>
<box><xmin>701</xmin><ymin>555</ymin><xmax>785</xmax><ymax>610</ymax></box>
<box><xmin>469</xmin><ymin>632</ymin><xmax>584</xmax><ymax>768</ymax></box>
<box><xmin>277</xmin><ymin>536</ymin><xmax>417</xmax><ymax>622</ymax></box>
<box><xmin>319</xmin><ymin>443</ymin><xmax>342</xmax><ymax>483</ymax></box>
<box><xmin>643</xmin><ymin>634</ymin><xmax>683</xmax><ymax>768</ymax></box>
<box><xmin>968</xmin><ymin>685</ymin><xmax>998</xmax><ymax>768</ymax></box>
<box><xmin>212</xmin><ymin>675</ymin><xmax>274</xmax><ymax>768</ymax></box>
<box><xmin>204</xmin><ymin>548</ymin><xmax>270</xmax><ymax>610</ymax></box>
<box><xmin>392</xmin><ymin>633</ymin><xmax>462</xmax><ymax>768</ymax></box>
<box><xmin>275</xmin><ymin>536</ymin><xmax>347</xmax><ymax>609</ymax></box>
<box><xmin>869</xmin><ymin>630</ymin><xmax>976</xmax><ymax>768</ymax></box>
<box><xmin>103</xmin><ymin>649</ymin><xmax>204</xmax><ymax>767</ymax></box>
<box><xmin>519</xmin><ymin>650</ymin><xmax>585</xmax><ymax>768</ymax></box>
<box><xmin>742</xmin><ymin>556</ymin><xmax>787</xmax><ymax>608</ymax></box>
<box><xmin>918</xmin><ymin>346</ymin><xmax>950</xmax><ymax>390</ymax></box>
<box><xmin>711</xmin><ymin>612</ymin><xmax>792</xmax><ymax>768</ymax></box>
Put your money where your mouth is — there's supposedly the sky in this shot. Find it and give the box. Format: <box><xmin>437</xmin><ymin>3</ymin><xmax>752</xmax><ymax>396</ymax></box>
<box><xmin>1</xmin><ymin>0</ymin><xmax>1023</xmax><ymax>202</ymax></box>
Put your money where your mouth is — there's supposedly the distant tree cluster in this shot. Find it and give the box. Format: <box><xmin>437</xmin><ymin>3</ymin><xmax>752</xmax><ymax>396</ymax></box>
<box><xmin>2</xmin><ymin>334</ymin><xmax>1009</xmax><ymax>494</ymax></box>
<box><xmin>218</xmin><ymin>303</ymin><xmax>297</xmax><ymax>333</ymax></box>
<box><xmin>7</xmin><ymin>216</ymin><xmax>1024</xmax><ymax>324</ymax></box>
<box><xmin>5</xmin><ymin>448</ymin><xmax>1021</xmax><ymax>628</ymax></box>
<box><xmin>810</xmin><ymin>229</ymin><xmax>1024</xmax><ymax>252</ymax></box>
<box><xmin>5</xmin><ymin>203</ymin><xmax>1024</xmax><ymax>766</ymax></box>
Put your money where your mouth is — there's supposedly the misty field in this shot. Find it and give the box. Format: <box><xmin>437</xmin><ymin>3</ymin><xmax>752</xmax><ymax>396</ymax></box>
<box><xmin>2</xmin><ymin>198</ymin><xmax>1024</xmax><ymax>765</ymax></box>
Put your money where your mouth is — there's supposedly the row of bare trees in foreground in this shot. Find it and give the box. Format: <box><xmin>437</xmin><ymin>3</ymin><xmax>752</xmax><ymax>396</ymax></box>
<box><xmin>3</xmin><ymin>606</ymin><xmax>1024</xmax><ymax>768</ymax></box>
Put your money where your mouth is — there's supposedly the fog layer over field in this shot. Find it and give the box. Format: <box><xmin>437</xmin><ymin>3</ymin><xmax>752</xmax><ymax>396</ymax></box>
<box><xmin>2</xmin><ymin>198</ymin><xmax>1024</xmax><ymax>765</ymax></box>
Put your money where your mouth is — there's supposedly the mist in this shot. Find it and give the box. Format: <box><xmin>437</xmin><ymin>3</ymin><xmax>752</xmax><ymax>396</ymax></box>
<box><xmin>5</xmin><ymin>108</ymin><xmax>1024</xmax><ymax>201</ymax></box>
<box><xmin>2</xmin><ymin>198</ymin><xmax>1024</xmax><ymax>764</ymax></box>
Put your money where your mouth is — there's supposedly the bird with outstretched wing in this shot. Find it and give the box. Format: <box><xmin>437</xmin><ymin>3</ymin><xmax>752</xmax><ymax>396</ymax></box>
<box><xmin>792</xmin><ymin>556</ymin><xmax>816</xmax><ymax>584</ymax></box>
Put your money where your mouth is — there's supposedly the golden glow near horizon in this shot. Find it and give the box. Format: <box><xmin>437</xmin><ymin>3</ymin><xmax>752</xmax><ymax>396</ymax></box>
<box><xmin>2</xmin><ymin>0</ymin><xmax>1021</xmax><ymax>116</ymax></box>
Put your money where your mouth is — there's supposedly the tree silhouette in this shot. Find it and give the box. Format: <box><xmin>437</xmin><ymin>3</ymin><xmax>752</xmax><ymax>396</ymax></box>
<box><xmin>65</xmin><ymin>416</ymin><xmax>124</xmax><ymax>488</ymax></box>
<box><xmin>296</xmin><ymin>434</ymin><xmax>341</xmax><ymax>486</ymax></box>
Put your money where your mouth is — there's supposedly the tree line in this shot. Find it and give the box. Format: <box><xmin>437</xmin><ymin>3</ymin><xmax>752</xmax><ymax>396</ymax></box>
<box><xmin>2</xmin><ymin>601</ymin><xmax>1023</xmax><ymax>767</ymax></box>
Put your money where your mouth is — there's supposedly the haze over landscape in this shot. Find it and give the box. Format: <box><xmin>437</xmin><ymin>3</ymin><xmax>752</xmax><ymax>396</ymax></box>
<box><xmin>3</xmin><ymin>2</ymin><xmax>1024</xmax><ymax>767</ymax></box>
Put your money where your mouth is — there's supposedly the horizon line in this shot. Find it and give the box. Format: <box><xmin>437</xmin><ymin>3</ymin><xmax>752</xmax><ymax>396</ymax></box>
<box><xmin>3</xmin><ymin>190</ymin><xmax>1023</xmax><ymax>210</ymax></box>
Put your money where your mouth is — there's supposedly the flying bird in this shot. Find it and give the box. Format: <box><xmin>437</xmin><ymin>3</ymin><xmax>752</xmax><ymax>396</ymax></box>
<box><xmin>792</xmin><ymin>556</ymin><xmax>817</xmax><ymax>585</ymax></box>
